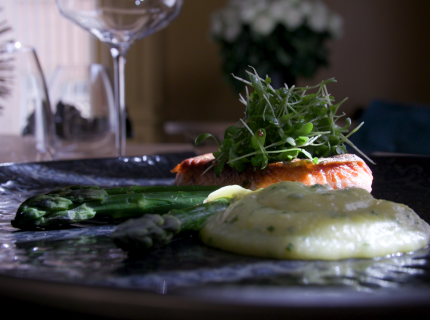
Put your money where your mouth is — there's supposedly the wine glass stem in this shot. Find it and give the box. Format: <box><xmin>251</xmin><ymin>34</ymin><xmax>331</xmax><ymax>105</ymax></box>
<box><xmin>110</xmin><ymin>46</ymin><xmax>129</xmax><ymax>157</ymax></box>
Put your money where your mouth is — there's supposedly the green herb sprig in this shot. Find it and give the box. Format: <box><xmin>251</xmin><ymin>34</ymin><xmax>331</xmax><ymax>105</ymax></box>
<box><xmin>196</xmin><ymin>67</ymin><xmax>373</xmax><ymax>176</ymax></box>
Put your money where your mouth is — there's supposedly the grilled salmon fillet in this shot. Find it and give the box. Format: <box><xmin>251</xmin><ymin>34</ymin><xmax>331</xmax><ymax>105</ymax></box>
<box><xmin>172</xmin><ymin>153</ymin><xmax>373</xmax><ymax>192</ymax></box>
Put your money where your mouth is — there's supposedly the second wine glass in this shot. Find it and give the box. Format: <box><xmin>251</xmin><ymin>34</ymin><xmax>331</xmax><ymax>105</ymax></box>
<box><xmin>49</xmin><ymin>64</ymin><xmax>116</xmax><ymax>159</ymax></box>
<box><xmin>56</xmin><ymin>0</ymin><xmax>183</xmax><ymax>156</ymax></box>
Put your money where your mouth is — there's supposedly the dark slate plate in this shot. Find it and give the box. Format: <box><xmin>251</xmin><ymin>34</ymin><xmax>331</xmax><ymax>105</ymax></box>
<box><xmin>0</xmin><ymin>154</ymin><xmax>430</xmax><ymax>319</ymax></box>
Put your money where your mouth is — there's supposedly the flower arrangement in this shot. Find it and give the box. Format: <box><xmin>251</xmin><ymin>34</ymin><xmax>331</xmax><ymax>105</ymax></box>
<box><xmin>210</xmin><ymin>0</ymin><xmax>343</xmax><ymax>92</ymax></box>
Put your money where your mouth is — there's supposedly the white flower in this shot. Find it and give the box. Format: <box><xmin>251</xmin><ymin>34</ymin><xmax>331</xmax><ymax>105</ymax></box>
<box><xmin>210</xmin><ymin>12</ymin><xmax>223</xmax><ymax>36</ymax></box>
<box><xmin>328</xmin><ymin>13</ymin><xmax>343</xmax><ymax>38</ymax></box>
<box><xmin>214</xmin><ymin>7</ymin><xmax>242</xmax><ymax>41</ymax></box>
<box><xmin>239</xmin><ymin>0</ymin><xmax>267</xmax><ymax>23</ymax></box>
<box><xmin>221</xmin><ymin>7</ymin><xmax>239</xmax><ymax>26</ymax></box>
<box><xmin>281</xmin><ymin>6</ymin><xmax>304</xmax><ymax>30</ymax></box>
<box><xmin>307</xmin><ymin>1</ymin><xmax>328</xmax><ymax>32</ymax></box>
<box><xmin>268</xmin><ymin>1</ymin><xmax>289</xmax><ymax>21</ymax></box>
<box><xmin>251</xmin><ymin>11</ymin><xmax>277</xmax><ymax>36</ymax></box>
<box><xmin>210</xmin><ymin>5</ymin><xmax>242</xmax><ymax>41</ymax></box>
<box><xmin>240</xmin><ymin>6</ymin><xmax>259</xmax><ymax>23</ymax></box>
<box><xmin>299</xmin><ymin>0</ymin><xmax>313</xmax><ymax>16</ymax></box>
<box><xmin>224</xmin><ymin>22</ymin><xmax>242</xmax><ymax>42</ymax></box>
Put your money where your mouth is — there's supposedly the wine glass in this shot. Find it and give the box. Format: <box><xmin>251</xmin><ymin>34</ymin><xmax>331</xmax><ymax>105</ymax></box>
<box><xmin>56</xmin><ymin>0</ymin><xmax>183</xmax><ymax>157</ymax></box>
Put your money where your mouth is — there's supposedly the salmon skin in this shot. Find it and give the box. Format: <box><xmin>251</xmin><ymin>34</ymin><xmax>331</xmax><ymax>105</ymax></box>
<box><xmin>172</xmin><ymin>153</ymin><xmax>373</xmax><ymax>192</ymax></box>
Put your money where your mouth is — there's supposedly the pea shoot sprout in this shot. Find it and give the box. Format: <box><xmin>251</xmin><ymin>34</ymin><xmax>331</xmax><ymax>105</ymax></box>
<box><xmin>196</xmin><ymin>67</ymin><xmax>373</xmax><ymax>176</ymax></box>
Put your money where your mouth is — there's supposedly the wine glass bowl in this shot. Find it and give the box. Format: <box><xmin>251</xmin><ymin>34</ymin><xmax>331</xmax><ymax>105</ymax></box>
<box><xmin>56</xmin><ymin>0</ymin><xmax>183</xmax><ymax>156</ymax></box>
<box><xmin>57</xmin><ymin>0</ymin><xmax>182</xmax><ymax>49</ymax></box>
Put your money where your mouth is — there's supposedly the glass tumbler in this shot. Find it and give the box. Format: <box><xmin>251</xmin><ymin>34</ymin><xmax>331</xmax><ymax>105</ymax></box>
<box><xmin>49</xmin><ymin>64</ymin><xmax>116</xmax><ymax>159</ymax></box>
<box><xmin>0</xmin><ymin>42</ymin><xmax>55</xmax><ymax>163</ymax></box>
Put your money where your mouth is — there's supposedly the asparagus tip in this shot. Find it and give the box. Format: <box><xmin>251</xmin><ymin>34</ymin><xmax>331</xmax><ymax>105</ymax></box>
<box><xmin>110</xmin><ymin>214</ymin><xmax>181</xmax><ymax>252</ymax></box>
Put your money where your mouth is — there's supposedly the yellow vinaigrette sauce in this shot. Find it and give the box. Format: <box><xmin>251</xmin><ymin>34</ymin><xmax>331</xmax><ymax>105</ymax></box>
<box><xmin>200</xmin><ymin>182</ymin><xmax>430</xmax><ymax>260</ymax></box>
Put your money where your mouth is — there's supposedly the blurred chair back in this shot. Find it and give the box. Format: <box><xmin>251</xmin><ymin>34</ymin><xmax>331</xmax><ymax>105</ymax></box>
<box><xmin>350</xmin><ymin>99</ymin><xmax>430</xmax><ymax>155</ymax></box>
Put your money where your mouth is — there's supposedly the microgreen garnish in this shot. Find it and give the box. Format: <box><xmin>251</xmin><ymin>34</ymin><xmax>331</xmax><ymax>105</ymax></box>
<box><xmin>196</xmin><ymin>67</ymin><xmax>373</xmax><ymax>176</ymax></box>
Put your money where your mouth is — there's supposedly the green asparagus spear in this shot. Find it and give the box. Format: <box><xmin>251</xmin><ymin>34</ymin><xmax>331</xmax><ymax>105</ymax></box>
<box><xmin>110</xmin><ymin>198</ymin><xmax>230</xmax><ymax>251</ymax></box>
<box><xmin>11</xmin><ymin>185</ymin><xmax>220</xmax><ymax>230</ymax></box>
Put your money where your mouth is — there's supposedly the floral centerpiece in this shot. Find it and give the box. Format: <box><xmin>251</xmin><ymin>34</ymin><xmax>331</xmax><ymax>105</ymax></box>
<box><xmin>210</xmin><ymin>0</ymin><xmax>343</xmax><ymax>92</ymax></box>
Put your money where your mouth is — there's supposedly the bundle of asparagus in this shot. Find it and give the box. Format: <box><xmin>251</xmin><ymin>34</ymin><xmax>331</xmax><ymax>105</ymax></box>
<box><xmin>11</xmin><ymin>184</ymin><xmax>221</xmax><ymax>229</ymax></box>
<box><xmin>12</xmin><ymin>184</ymin><xmax>233</xmax><ymax>252</ymax></box>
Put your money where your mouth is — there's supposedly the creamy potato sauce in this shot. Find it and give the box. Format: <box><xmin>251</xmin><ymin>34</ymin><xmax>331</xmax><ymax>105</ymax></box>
<box><xmin>200</xmin><ymin>182</ymin><xmax>430</xmax><ymax>260</ymax></box>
